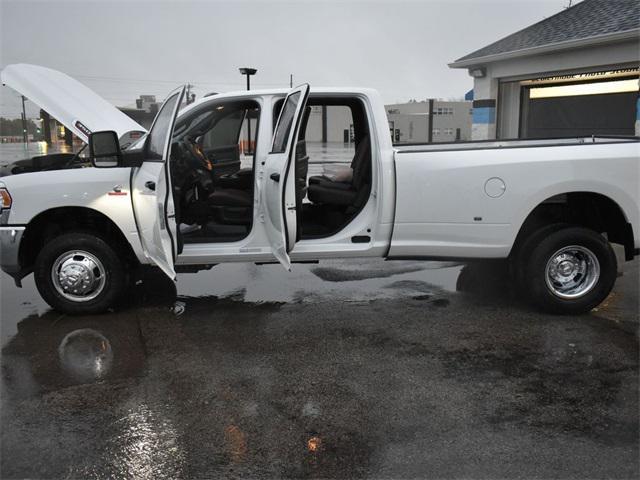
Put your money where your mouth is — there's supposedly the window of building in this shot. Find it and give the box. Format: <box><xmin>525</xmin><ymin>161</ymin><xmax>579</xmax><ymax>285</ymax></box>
<box><xmin>432</xmin><ymin>128</ymin><xmax>440</xmax><ymax>135</ymax></box>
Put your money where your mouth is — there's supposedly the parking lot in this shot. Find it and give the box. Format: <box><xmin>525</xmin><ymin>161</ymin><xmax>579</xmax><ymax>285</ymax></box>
<box><xmin>1</xmin><ymin>258</ymin><xmax>638</xmax><ymax>479</ymax></box>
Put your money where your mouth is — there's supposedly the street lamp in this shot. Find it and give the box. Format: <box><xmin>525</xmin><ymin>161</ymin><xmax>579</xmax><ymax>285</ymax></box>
<box><xmin>239</xmin><ymin>68</ymin><xmax>257</xmax><ymax>154</ymax></box>
<box><xmin>239</xmin><ymin>67</ymin><xmax>257</xmax><ymax>90</ymax></box>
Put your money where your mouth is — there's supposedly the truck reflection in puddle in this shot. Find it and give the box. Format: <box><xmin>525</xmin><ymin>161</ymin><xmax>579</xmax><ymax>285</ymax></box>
<box><xmin>58</xmin><ymin>328</ymin><xmax>114</xmax><ymax>382</ymax></box>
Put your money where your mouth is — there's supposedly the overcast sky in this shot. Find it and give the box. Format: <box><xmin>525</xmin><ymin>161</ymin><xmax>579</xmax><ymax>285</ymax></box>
<box><xmin>1</xmin><ymin>0</ymin><xmax>572</xmax><ymax>118</ymax></box>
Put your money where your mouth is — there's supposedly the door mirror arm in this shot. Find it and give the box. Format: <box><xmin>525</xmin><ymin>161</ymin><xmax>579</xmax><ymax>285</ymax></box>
<box><xmin>121</xmin><ymin>149</ymin><xmax>144</xmax><ymax>168</ymax></box>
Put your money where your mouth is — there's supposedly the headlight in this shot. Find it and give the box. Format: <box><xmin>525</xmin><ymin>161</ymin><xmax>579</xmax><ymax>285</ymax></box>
<box><xmin>0</xmin><ymin>188</ymin><xmax>12</xmax><ymax>210</ymax></box>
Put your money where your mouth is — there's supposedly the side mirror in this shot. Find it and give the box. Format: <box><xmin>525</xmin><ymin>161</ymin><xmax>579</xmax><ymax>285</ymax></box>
<box><xmin>89</xmin><ymin>131</ymin><xmax>122</xmax><ymax>168</ymax></box>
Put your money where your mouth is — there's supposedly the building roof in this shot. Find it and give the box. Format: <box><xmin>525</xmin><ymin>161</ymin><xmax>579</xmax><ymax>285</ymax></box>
<box><xmin>451</xmin><ymin>0</ymin><xmax>640</xmax><ymax>67</ymax></box>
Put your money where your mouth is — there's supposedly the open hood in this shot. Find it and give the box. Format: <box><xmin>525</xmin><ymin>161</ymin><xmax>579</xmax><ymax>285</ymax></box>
<box><xmin>1</xmin><ymin>64</ymin><xmax>146</xmax><ymax>144</ymax></box>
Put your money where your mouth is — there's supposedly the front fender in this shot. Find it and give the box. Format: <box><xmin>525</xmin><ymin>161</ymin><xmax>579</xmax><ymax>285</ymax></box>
<box><xmin>2</xmin><ymin>167</ymin><xmax>147</xmax><ymax>263</ymax></box>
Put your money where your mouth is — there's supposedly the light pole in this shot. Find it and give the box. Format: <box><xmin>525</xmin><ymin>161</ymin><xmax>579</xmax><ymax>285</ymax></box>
<box><xmin>239</xmin><ymin>67</ymin><xmax>257</xmax><ymax>90</ymax></box>
<box><xmin>239</xmin><ymin>68</ymin><xmax>257</xmax><ymax>154</ymax></box>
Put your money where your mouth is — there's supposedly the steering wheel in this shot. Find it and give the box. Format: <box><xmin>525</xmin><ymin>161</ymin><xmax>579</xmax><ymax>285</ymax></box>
<box><xmin>185</xmin><ymin>136</ymin><xmax>213</xmax><ymax>171</ymax></box>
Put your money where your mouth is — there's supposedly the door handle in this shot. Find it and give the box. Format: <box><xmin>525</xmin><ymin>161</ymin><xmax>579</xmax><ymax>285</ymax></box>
<box><xmin>145</xmin><ymin>181</ymin><xmax>156</xmax><ymax>191</ymax></box>
<box><xmin>270</xmin><ymin>173</ymin><xmax>280</xmax><ymax>183</ymax></box>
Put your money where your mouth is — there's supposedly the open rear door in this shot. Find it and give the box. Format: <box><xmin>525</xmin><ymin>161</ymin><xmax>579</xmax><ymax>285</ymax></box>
<box><xmin>131</xmin><ymin>86</ymin><xmax>186</xmax><ymax>280</ymax></box>
<box><xmin>262</xmin><ymin>84</ymin><xmax>310</xmax><ymax>270</ymax></box>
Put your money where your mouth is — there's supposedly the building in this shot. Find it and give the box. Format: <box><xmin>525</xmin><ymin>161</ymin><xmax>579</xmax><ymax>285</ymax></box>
<box><xmin>385</xmin><ymin>100</ymin><xmax>472</xmax><ymax>143</ymax></box>
<box><xmin>119</xmin><ymin>95</ymin><xmax>163</xmax><ymax>129</ymax></box>
<box><xmin>449</xmin><ymin>0</ymin><xmax>640</xmax><ymax>140</ymax></box>
<box><xmin>135</xmin><ymin>95</ymin><xmax>161</xmax><ymax>114</ymax></box>
<box><xmin>305</xmin><ymin>105</ymin><xmax>354</xmax><ymax>143</ymax></box>
<box><xmin>303</xmin><ymin>100</ymin><xmax>472</xmax><ymax>145</ymax></box>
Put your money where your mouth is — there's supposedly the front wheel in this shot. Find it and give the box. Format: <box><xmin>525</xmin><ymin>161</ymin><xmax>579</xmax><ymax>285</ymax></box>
<box><xmin>34</xmin><ymin>232</ymin><xmax>128</xmax><ymax>315</ymax></box>
<box><xmin>522</xmin><ymin>226</ymin><xmax>617</xmax><ymax>314</ymax></box>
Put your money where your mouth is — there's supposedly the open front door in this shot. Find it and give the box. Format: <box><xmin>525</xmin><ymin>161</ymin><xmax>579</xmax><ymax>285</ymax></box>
<box><xmin>132</xmin><ymin>86</ymin><xmax>186</xmax><ymax>280</ymax></box>
<box><xmin>262</xmin><ymin>84</ymin><xmax>310</xmax><ymax>270</ymax></box>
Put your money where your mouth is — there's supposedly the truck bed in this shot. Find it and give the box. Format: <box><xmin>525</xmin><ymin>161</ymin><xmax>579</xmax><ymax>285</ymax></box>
<box><xmin>388</xmin><ymin>134</ymin><xmax>640</xmax><ymax>260</ymax></box>
<box><xmin>394</xmin><ymin>136</ymin><xmax>640</xmax><ymax>154</ymax></box>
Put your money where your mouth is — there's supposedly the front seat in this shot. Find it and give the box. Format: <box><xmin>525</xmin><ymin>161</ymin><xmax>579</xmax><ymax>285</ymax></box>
<box><xmin>207</xmin><ymin>107</ymin><xmax>311</xmax><ymax>227</ymax></box>
<box><xmin>307</xmin><ymin>135</ymin><xmax>371</xmax><ymax>209</ymax></box>
<box><xmin>207</xmin><ymin>188</ymin><xmax>253</xmax><ymax>225</ymax></box>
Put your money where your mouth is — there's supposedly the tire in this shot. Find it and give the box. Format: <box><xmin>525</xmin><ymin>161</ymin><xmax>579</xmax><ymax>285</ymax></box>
<box><xmin>34</xmin><ymin>232</ymin><xmax>127</xmax><ymax>315</ymax></box>
<box><xmin>511</xmin><ymin>223</ymin><xmax>569</xmax><ymax>297</ymax></box>
<box><xmin>521</xmin><ymin>226</ymin><xmax>617</xmax><ymax>314</ymax></box>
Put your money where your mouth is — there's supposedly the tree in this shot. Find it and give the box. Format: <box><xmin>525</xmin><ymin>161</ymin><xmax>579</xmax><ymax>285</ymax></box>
<box><xmin>0</xmin><ymin>117</ymin><xmax>40</xmax><ymax>137</ymax></box>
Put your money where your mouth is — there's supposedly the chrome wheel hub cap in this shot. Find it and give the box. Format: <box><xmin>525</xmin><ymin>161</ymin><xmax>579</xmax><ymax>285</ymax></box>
<box><xmin>52</xmin><ymin>251</ymin><xmax>106</xmax><ymax>302</ymax></box>
<box><xmin>545</xmin><ymin>245</ymin><xmax>600</xmax><ymax>299</ymax></box>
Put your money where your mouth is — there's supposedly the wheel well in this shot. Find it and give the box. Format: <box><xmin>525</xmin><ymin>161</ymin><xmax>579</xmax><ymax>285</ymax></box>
<box><xmin>19</xmin><ymin>207</ymin><xmax>139</xmax><ymax>271</ymax></box>
<box><xmin>512</xmin><ymin>192</ymin><xmax>635</xmax><ymax>261</ymax></box>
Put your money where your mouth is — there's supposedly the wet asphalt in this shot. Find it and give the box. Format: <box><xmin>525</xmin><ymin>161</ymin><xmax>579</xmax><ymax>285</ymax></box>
<box><xmin>1</xmin><ymin>258</ymin><xmax>638</xmax><ymax>479</ymax></box>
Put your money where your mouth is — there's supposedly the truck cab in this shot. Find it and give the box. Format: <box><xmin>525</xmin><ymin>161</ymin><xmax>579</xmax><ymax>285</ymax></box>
<box><xmin>167</xmin><ymin>85</ymin><xmax>393</xmax><ymax>271</ymax></box>
<box><xmin>0</xmin><ymin>65</ymin><xmax>392</xmax><ymax>313</ymax></box>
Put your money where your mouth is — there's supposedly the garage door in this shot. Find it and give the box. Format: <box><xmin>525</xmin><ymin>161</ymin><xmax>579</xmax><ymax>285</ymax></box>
<box><xmin>520</xmin><ymin>76</ymin><xmax>638</xmax><ymax>138</ymax></box>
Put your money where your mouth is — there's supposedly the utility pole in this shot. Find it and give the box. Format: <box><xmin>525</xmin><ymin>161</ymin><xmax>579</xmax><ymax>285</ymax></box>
<box><xmin>427</xmin><ymin>98</ymin><xmax>434</xmax><ymax>143</ymax></box>
<box><xmin>322</xmin><ymin>105</ymin><xmax>327</xmax><ymax>144</ymax></box>
<box><xmin>21</xmin><ymin>96</ymin><xmax>29</xmax><ymax>146</ymax></box>
<box><xmin>41</xmin><ymin>109</ymin><xmax>52</xmax><ymax>145</ymax></box>
<box><xmin>290</xmin><ymin>74</ymin><xmax>293</xmax><ymax>88</ymax></box>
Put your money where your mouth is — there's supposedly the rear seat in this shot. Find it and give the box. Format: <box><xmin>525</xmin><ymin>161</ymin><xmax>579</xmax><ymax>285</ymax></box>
<box><xmin>307</xmin><ymin>135</ymin><xmax>371</xmax><ymax>208</ymax></box>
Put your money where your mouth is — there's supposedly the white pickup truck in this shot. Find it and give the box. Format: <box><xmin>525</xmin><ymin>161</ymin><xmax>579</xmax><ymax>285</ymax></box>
<box><xmin>1</xmin><ymin>64</ymin><xmax>638</xmax><ymax>315</ymax></box>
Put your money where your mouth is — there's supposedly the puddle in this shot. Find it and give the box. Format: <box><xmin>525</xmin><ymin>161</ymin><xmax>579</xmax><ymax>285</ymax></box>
<box><xmin>0</xmin><ymin>273</ymin><xmax>50</xmax><ymax>347</ymax></box>
<box><xmin>1</xmin><ymin>310</ymin><xmax>147</xmax><ymax>396</ymax></box>
<box><xmin>176</xmin><ymin>259</ymin><xmax>463</xmax><ymax>305</ymax></box>
<box><xmin>1</xmin><ymin>258</ymin><xmax>514</xmax><ymax>356</ymax></box>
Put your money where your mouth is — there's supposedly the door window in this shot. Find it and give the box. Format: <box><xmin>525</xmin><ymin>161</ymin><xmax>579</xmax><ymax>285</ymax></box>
<box><xmin>147</xmin><ymin>92</ymin><xmax>181</xmax><ymax>160</ymax></box>
<box><xmin>202</xmin><ymin>110</ymin><xmax>245</xmax><ymax>149</ymax></box>
<box><xmin>271</xmin><ymin>91</ymin><xmax>301</xmax><ymax>153</ymax></box>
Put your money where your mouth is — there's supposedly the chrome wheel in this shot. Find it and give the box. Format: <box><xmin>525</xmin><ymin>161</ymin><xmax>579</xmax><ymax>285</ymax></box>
<box><xmin>51</xmin><ymin>250</ymin><xmax>107</xmax><ymax>302</ymax></box>
<box><xmin>544</xmin><ymin>245</ymin><xmax>600</xmax><ymax>299</ymax></box>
